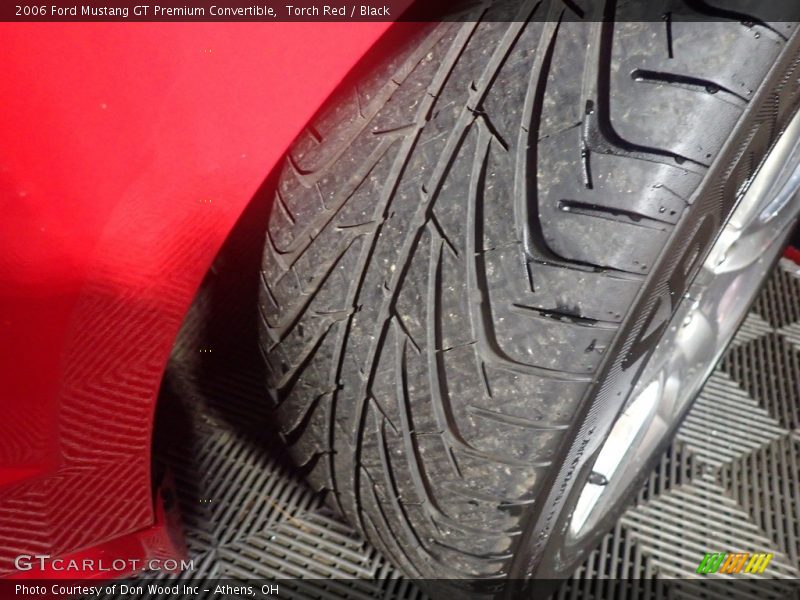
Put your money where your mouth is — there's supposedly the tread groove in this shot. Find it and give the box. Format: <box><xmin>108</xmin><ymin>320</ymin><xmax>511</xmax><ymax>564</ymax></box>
<box><xmin>631</xmin><ymin>68</ymin><xmax>749</xmax><ymax>104</ymax></box>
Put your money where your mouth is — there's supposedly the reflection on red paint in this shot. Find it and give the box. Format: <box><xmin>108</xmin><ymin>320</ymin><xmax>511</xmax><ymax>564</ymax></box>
<box><xmin>0</xmin><ymin>21</ymin><xmax>392</xmax><ymax>577</ymax></box>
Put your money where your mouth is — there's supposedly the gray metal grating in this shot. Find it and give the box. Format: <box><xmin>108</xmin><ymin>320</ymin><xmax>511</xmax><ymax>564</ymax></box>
<box><xmin>99</xmin><ymin>257</ymin><xmax>800</xmax><ymax>599</ymax></box>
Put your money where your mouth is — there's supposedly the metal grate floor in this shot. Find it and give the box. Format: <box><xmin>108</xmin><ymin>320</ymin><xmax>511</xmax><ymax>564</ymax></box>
<box><xmin>122</xmin><ymin>252</ymin><xmax>800</xmax><ymax>599</ymax></box>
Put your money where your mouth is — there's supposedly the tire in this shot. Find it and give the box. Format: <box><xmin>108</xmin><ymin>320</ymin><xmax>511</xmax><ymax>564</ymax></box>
<box><xmin>258</xmin><ymin>2</ymin><xmax>800</xmax><ymax>586</ymax></box>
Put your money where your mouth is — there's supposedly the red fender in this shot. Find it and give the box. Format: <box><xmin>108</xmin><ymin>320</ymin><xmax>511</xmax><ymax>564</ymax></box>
<box><xmin>0</xmin><ymin>21</ymin><xmax>392</xmax><ymax>576</ymax></box>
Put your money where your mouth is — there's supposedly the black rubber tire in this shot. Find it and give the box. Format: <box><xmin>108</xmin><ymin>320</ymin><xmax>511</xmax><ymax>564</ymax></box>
<box><xmin>259</xmin><ymin>3</ymin><xmax>800</xmax><ymax>585</ymax></box>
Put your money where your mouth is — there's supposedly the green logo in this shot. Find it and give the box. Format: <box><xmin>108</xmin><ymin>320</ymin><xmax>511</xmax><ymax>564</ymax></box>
<box><xmin>696</xmin><ymin>552</ymin><xmax>773</xmax><ymax>574</ymax></box>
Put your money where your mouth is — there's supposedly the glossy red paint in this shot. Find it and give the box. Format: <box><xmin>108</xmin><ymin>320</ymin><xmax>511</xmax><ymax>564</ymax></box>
<box><xmin>0</xmin><ymin>22</ymin><xmax>391</xmax><ymax>576</ymax></box>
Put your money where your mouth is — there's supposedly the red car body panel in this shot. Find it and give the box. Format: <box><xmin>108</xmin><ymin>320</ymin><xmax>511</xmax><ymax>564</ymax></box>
<box><xmin>0</xmin><ymin>22</ymin><xmax>391</xmax><ymax>576</ymax></box>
